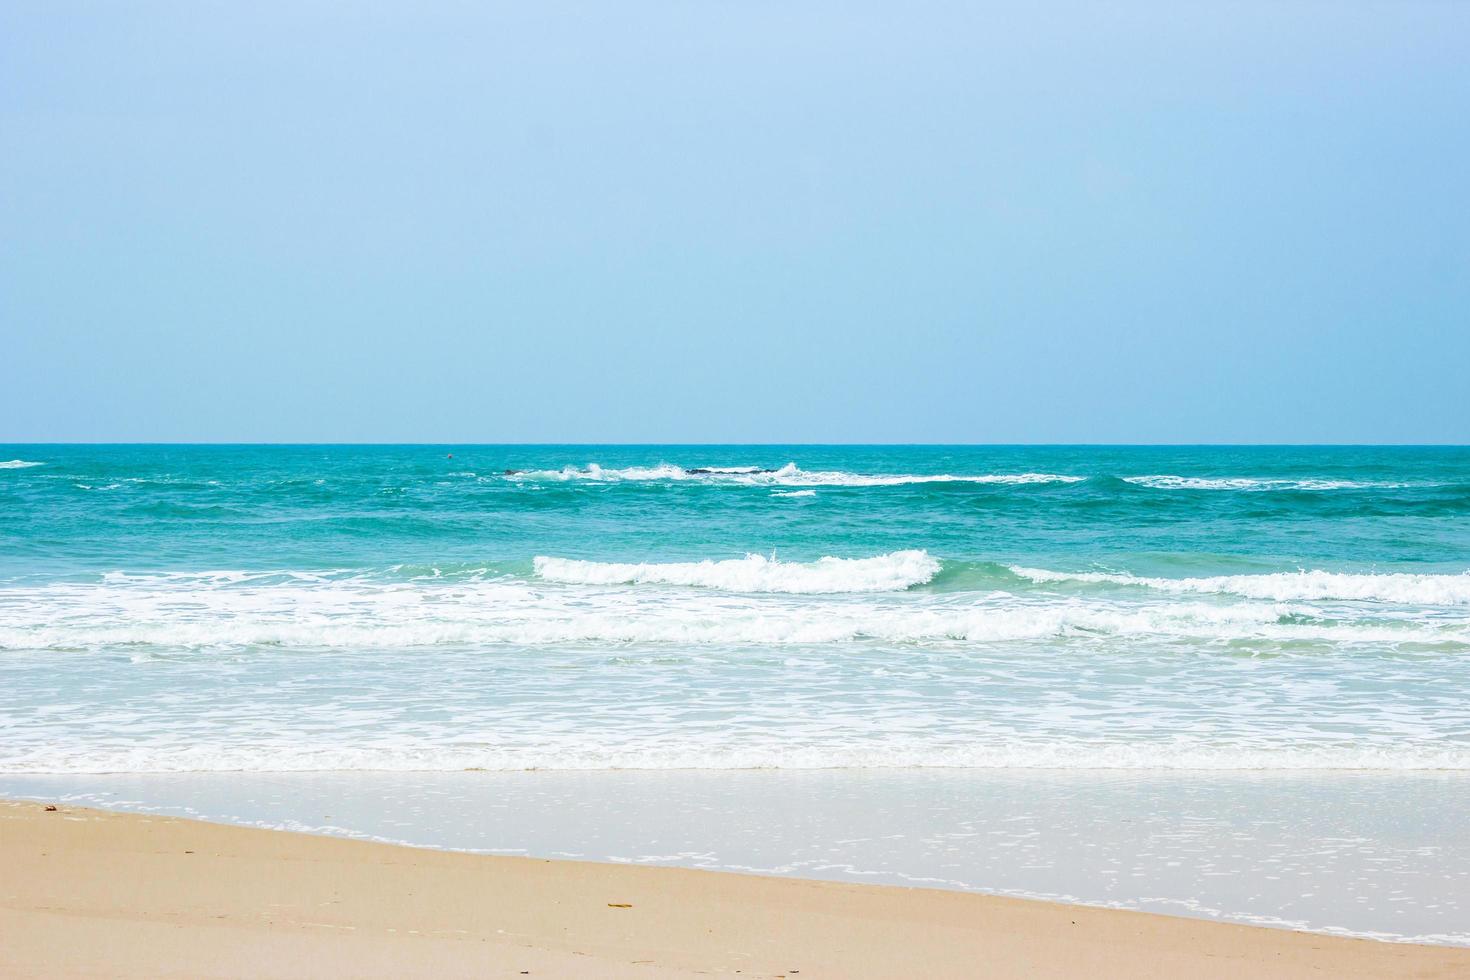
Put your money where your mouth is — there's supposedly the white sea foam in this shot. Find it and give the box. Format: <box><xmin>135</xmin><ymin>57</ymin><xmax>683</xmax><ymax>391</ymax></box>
<box><xmin>532</xmin><ymin>550</ymin><xmax>939</xmax><ymax>593</ymax></box>
<box><xmin>2</xmin><ymin>572</ymin><xmax>1465</xmax><ymax>651</ymax></box>
<box><xmin>0</xmin><ymin>459</ymin><xmax>44</xmax><ymax>469</ymax></box>
<box><xmin>5</xmin><ymin>567</ymin><xmax>1470</xmax><ymax>778</ymax></box>
<box><xmin>506</xmin><ymin>462</ymin><xmax>1085</xmax><ymax>487</ymax></box>
<box><xmin>6</xmin><ymin>738</ymin><xmax>1470</xmax><ymax>774</ymax></box>
<box><xmin>1122</xmin><ymin>475</ymin><xmax>1416</xmax><ymax>491</ymax></box>
<box><xmin>772</xmin><ymin>489</ymin><xmax>817</xmax><ymax>498</ymax></box>
<box><xmin>1011</xmin><ymin>566</ymin><xmax>1470</xmax><ymax>605</ymax></box>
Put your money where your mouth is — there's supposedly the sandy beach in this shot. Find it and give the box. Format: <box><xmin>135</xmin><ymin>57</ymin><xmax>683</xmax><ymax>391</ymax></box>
<box><xmin>4</xmin><ymin>799</ymin><xmax>1467</xmax><ymax>979</ymax></box>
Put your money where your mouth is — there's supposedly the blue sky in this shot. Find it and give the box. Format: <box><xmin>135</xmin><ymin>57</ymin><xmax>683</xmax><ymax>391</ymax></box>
<box><xmin>3</xmin><ymin>1</ymin><xmax>1467</xmax><ymax>443</ymax></box>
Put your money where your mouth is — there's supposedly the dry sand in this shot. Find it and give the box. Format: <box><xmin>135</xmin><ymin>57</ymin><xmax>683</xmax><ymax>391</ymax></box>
<box><xmin>3</xmin><ymin>798</ymin><xmax>1467</xmax><ymax>979</ymax></box>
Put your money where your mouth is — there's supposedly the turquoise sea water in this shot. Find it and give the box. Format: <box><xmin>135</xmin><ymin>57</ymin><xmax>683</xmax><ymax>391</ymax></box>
<box><xmin>3</xmin><ymin>445</ymin><xmax>1469</xmax><ymax>772</ymax></box>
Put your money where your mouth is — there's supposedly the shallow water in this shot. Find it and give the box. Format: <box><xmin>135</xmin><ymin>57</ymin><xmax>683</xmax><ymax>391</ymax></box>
<box><xmin>5</xmin><ymin>770</ymin><xmax>1466</xmax><ymax>945</ymax></box>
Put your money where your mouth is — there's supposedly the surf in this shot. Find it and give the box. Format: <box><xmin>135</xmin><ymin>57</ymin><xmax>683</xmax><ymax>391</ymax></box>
<box><xmin>1010</xmin><ymin>566</ymin><xmax>1470</xmax><ymax>605</ymax></box>
<box><xmin>503</xmin><ymin>462</ymin><xmax>1086</xmax><ymax>487</ymax></box>
<box><xmin>531</xmin><ymin>550</ymin><xmax>941</xmax><ymax>593</ymax></box>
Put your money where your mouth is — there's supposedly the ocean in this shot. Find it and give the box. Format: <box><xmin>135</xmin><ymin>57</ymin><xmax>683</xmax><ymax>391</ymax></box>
<box><xmin>4</xmin><ymin>444</ymin><xmax>1468</xmax><ymax>773</ymax></box>
<box><xmin>3</xmin><ymin>445</ymin><xmax>1468</xmax><ymax>941</ymax></box>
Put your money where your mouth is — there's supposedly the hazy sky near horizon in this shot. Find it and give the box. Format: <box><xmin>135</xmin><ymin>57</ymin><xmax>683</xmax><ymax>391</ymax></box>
<box><xmin>3</xmin><ymin>2</ymin><xmax>1468</xmax><ymax>443</ymax></box>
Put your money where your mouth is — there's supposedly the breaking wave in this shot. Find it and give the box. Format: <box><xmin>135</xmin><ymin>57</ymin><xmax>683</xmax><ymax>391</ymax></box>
<box><xmin>1012</xmin><ymin>566</ymin><xmax>1470</xmax><ymax>605</ymax></box>
<box><xmin>0</xmin><ymin>459</ymin><xmax>44</xmax><ymax>469</ymax></box>
<box><xmin>490</xmin><ymin>465</ymin><xmax>1447</xmax><ymax>492</ymax></box>
<box><xmin>532</xmin><ymin>550</ymin><xmax>940</xmax><ymax>593</ymax></box>
<box><xmin>2</xmin><ymin>572</ymin><xmax>1466</xmax><ymax>651</ymax></box>
<box><xmin>1122</xmin><ymin>475</ymin><xmax>1419</xmax><ymax>491</ymax></box>
<box><xmin>505</xmin><ymin>462</ymin><xmax>1084</xmax><ymax>488</ymax></box>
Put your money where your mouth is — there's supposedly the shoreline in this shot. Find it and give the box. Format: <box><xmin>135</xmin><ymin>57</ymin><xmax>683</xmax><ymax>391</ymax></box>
<box><xmin>5</xmin><ymin>799</ymin><xmax>1468</xmax><ymax>979</ymax></box>
<box><xmin>8</xmin><ymin>768</ymin><xmax>1464</xmax><ymax>946</ymax></box>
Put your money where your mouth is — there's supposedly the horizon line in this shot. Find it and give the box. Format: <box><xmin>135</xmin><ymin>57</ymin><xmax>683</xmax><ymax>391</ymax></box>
<box><xmin>4</xmin><ymin>442</ymin><xmax>1469</xmax><ymax>449</ymax></box>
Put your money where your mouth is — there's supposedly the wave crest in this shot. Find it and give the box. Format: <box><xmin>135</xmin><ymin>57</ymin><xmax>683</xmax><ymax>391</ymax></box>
<box><xmin>2</xmin><ymin>572</ymin><xmax>1466</xmax><ymax>651</ymax></box>
<box><xmin>1011</xmin><ymin>566</ymin><xmax>1470</xmax><ymax>605</ymax></box>
<box><xmin>506</xmin><ymin>463</ymin><xmax>1084</xmax><ymax>488</ymax></box>
<box><xmin>0</xmin><ymin>459</ymin><xmax>44</xmax><ymax>469</ymax></box>
<box><xmin>533</xmin><ymin>550</ymin><xmax>940</xmax><ymax>593</ymax></box>
<box><xmin>1122</xmin><ymin>475</ymin><xmax>1417</xmax><ymax>491</ymax></box>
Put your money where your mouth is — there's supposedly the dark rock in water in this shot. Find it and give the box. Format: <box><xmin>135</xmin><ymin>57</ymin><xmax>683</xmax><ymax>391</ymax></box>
<box><xmin>504</xmin><ymin>469</ymin><xmax>523</xmax><ymax>475</ymax></box>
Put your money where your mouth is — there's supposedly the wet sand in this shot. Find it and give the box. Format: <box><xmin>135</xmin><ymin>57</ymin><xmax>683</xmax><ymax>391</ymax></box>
<box><xmin>3</xmin><ymin>799</ymin><xmax>1467</xmax><ymax>979</ymax></box>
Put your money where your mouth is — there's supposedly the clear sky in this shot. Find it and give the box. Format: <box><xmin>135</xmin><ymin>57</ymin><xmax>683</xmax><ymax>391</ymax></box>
<box><xmin>2</xmin><ymin>1</ymin><xmax>1467</xmax><ymax>443</ymax></box>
